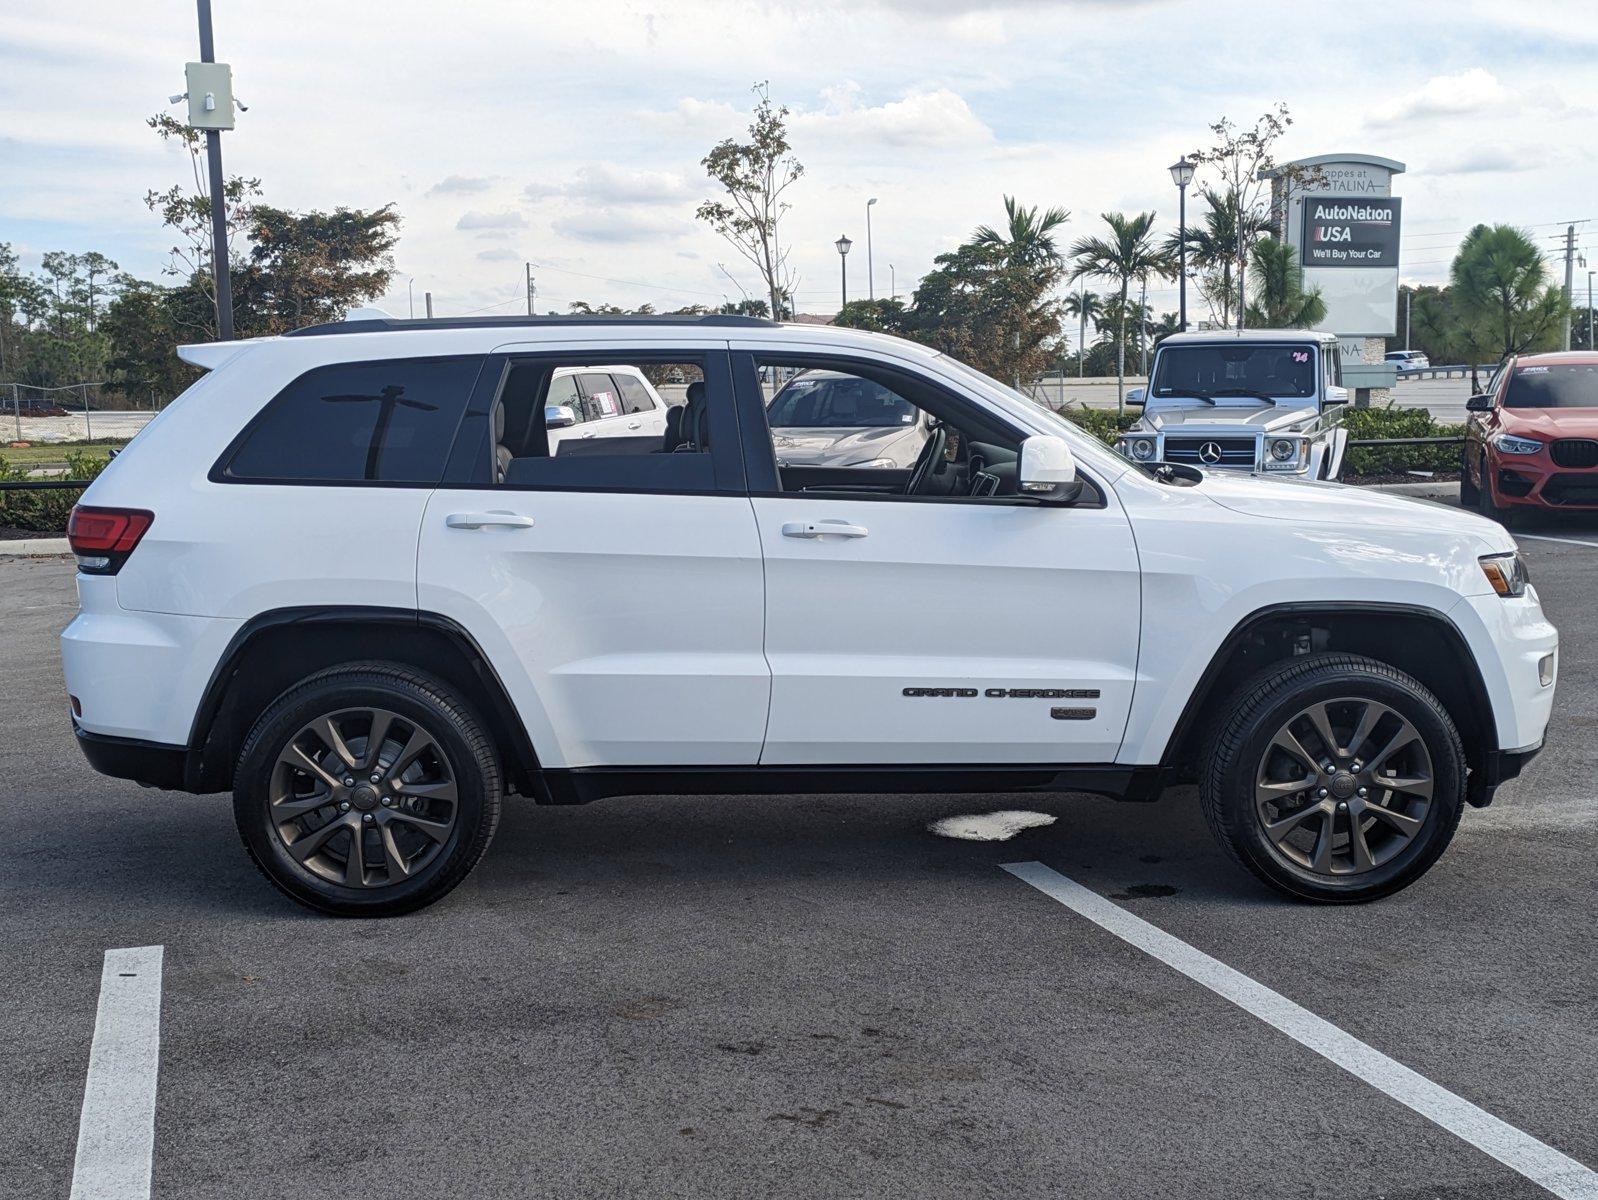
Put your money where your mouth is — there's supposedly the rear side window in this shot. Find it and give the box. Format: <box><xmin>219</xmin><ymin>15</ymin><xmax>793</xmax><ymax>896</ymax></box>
<box><xmin>221</xmin><ymin>357</ymin><xmax>480</xmax><ymax>484</ymax></box>
<box><xmin>578</xmin><ymin>372</ymin><xmax>621</xmax><ymax>421</ymax></box>
<box><xmin>615</xmin><ymin>374</ymin><xmax>655</xmax><ymax>415</ymax></box>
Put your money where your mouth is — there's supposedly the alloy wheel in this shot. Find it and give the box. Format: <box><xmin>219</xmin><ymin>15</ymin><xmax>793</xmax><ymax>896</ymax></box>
<box><xmin>267</xmin><ymin>707</ymin><xmax>459</xmax><ymax>888</ymax></box>
<box><xmin>1253</xmin><ymin>697</ymin><xmax>1433</xmax><ymax>877</ymax></box>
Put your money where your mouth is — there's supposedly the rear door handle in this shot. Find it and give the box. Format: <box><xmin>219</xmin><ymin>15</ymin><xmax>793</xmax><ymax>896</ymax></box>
<box><xmin>781</xmin><ymin>519</ymin><xmax>869</xmax><ymax>540</ymax></box>
<box><xmin>627</xmin><ymin>420</ymin><xmax>642</xmax><ymax>430</ymax></box>
<box><xmin>446</xmin><ymin>512</ymin><xmax>536</xmax><ymax>530</ymax></box>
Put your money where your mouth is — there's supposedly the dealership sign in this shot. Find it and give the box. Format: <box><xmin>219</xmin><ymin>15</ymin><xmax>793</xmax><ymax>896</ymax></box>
<box><xmin>1301</xmin><ymin>196</ymin><xmax>1401</xmax><ymax>269</ymax></box>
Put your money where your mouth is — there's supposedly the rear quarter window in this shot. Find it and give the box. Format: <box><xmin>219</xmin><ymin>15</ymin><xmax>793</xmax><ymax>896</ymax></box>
<box><xmin>220</xmin><ymin>356</ymin><xmax>482</xmax><ymax>483</ymax></box>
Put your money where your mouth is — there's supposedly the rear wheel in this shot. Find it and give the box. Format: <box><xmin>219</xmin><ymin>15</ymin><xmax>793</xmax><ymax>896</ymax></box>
<box><xmin>1200</xmin><ymin>654</ymin><xmax>1465</xmax><ymax>904</ymax></box>
<box><xmin>233</xmin><ymin>663</ymin><xmax>501</xmax><ymax>916</ymax></box>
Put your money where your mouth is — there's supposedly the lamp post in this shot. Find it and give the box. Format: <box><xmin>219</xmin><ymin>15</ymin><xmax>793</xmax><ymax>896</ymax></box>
<box><xmin>1589</xmin><ymin>269</ymin><xmax>1595</xmax><ymax>351</ymax></box>
<box><xmin>1169</xmin><ymin>157</ymin><xmax>1195</xmax><ymax>332</ymax></box>
<box><xmin>866</xmin><ymin>198</ymin><xmax>878</xmax><ymax>300</ymax></box>
<box><xmin>889</xmin><ymin>263</ymin><xmax>896</xmax><ymax>301</ymax></box>
<box><xmin>835</xmin><ymin>234</ymin><xmax>853</xmax><ymax>310</ymax></box>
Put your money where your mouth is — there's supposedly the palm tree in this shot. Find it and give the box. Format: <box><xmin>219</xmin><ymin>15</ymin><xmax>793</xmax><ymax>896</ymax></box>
<box><xmin>1245</xmin><ymin>237</ymin><xmax>1327</xmax><ymax>329</ymax></box>
<box><xmin>1062</xmin><ymin>288</ymin><xmax>1101</xmax><ymax>377</ymax></box>
<box><xmin>1450</xmin><ymin>224</ymin><xmax>1566</xmax><ymax>369</ymax></box>
<box><xmin>1162</xmin><ymin>187</ymin><xmax>1268</xmax><ymax>328</ymax></box>
<box><xmin>1070</xmin><ymin>212</ymin><xmax>1171</xmax><ymax>413</ymax></box>
<box><xmin>973</xmin><ymin>195</ymin><xmax>1071</xmax><ymax>273</ymax></box>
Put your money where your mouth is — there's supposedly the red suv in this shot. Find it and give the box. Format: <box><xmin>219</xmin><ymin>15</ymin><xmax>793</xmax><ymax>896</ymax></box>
<box><xmin>1463</xmin><ymin>352</ymin><xmax>1598</xmax><ymax>521</ymax></box>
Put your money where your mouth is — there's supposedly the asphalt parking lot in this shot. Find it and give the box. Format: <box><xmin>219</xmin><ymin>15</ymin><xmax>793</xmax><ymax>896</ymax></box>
<box><xmin>3</xmin><ymin>514</ymin><xmax>1595</xmax><ymax>1200</ymax></box>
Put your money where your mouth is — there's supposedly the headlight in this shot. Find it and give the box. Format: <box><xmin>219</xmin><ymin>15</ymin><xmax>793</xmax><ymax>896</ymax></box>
<box><xmin>1128</xmin><ymin>437</ymin><xmax>1157</xmax><ymax>461</ymax></box>
<box><xmin>1479</xmin><ymin>551</ymin><xmax>1531</xmax><ymax>597</ymax></box>
<box><xmin>849</xmin><ymin>457</ymin><xmax>897</xmax><ymax>469</ymax></box>
<box><xmin>1263</xmin><ymin>437</ymin><xmax>1308</xmax><ymax>471</ymax></box>
<box><xmin>1492</xmin><ymin>434</ymin><xmax>1543</xmax><ymax>456</ymax></box>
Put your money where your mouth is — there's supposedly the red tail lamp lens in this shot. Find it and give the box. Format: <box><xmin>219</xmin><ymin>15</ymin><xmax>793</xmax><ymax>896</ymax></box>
<box><xmin>67</xmin><ymin>506</ymin><xmax>154</xmax><ymax>574</ymax></box>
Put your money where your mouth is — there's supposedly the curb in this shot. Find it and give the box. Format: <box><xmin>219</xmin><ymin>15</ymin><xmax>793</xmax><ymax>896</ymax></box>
<box><xmin>0</xmin><ymin>537</ymin><xmax>71</xmax><ymax>557</ymax></box>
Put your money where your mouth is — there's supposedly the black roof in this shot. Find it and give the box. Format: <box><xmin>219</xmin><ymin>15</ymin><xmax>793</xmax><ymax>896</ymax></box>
<box><xmin>284</xmin><ymin>314</ymin><xmax>777</xmax><ymax>338</ymax></box>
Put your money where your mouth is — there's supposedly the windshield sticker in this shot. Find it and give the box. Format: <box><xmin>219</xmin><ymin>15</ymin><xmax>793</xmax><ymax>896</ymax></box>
<box><xmin>1520</xmin><ymin>366</ymin><xmax>1549</xmax><ymax>374</ymax></box>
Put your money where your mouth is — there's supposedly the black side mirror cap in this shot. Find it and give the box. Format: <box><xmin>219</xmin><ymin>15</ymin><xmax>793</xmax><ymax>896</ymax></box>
<box><xmin>1466</xmin><ymin>394</ymin><xmax>1494</xmax><ymax>412</ymax></box>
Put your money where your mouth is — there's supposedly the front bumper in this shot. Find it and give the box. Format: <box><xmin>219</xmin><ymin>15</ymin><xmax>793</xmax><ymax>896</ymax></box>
<box><xmin>1470</xmin><ymin>741</ymin><xmax>1543</xmax><ymax>808</ymax></box>
<box><xmin>1490</xmin><ymin>453</ymin><xmax>1598</xmax><ymax>508</ymax></box>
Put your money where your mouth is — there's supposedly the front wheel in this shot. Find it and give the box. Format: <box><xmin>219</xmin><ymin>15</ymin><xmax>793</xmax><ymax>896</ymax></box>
<box><xmin>233</xmin><ymin>663</ymin><xmax>502</xmax><ymax>916</ymax></box>
<box><xmin>1459</xmin><ymin>445</ymin><xmax>1480</xmax><ymax>505</ymax></box>
<box><xmin>1200</xmin><ymin>654</ymin><xmax>1465</xmax><ymax>903</ymax></box>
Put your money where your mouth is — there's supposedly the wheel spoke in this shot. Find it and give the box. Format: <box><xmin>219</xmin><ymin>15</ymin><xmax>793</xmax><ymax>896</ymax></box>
<box><xmin>287</xmin><ymin>813</ymin><xmax>351</xmax><ymax>863</ymax></box>
<box><xmin>1263</xmin><ymin>799</ymin><xmax>1329</xmax><ymax>845</ymax></box>
<box><xmin>269</xmin><ymin>791</ymin><xmax>332</xmax><ymax>822</ymax></box>
<box><xmin>1270</xmin><ymin>726</ymin><xmax>1320</xmax><ymax>773</ymax></box>
<box><xmin>1346</xmin><ymin>702</ymin><xmax>1384</xmax><ymax>762</ymax></box>
<box><xmin>344</xmin><ymin>825</ymin><xmax>368</xmax><ymax>887</ymax></box>
<box><xmin>1309</xmin><ymin>807</ymin><xmax>1338</xmax><ymax>872</ymax></box>
<box><xmin>379</xmin><ymin>823</ymin><xmax>411</xmax><ymax>879</ymax></box>
<box><xmin>1377</xmin><ymin>773</ymin><xmax>1433</xmax><ymax>800</ymax></box>
<box><xmin>1347</xmin><ymin>809</ymin><xmax>1375</xmax><ymax>871</ymax></box>
<box><xmin>363</xmin><ymin>711</ymin><xmax>395</xmax><ymax>770</ymax></box>
<box><xmin>278</xmin><ymin>742</ymin><xmax>341</xmax><ymax>791</ymax></box>
<box><xmin>386</xmin><ymin>727</ymin><xmax>433</xmax><ymax>780</ymax></box>
<box><xmin>1367</xmin><ymin>719</ymin><xmax>1420</xmax><ymax>775</ymax></box>
<box><xmin>1306</xmin><ymin>703</ymin><xmax>1341</xmax><ymax>760</ymax></box>
<box><xmin>395</xmin><ymin>779</ymin><xmax>458</xmax><ymax>805</ymax></box>
<box><xmin>1363</xmin><ymin>802</ymin><xmax>1423</xmax><ymax>838</ymax></box>
<box><xmin>311</xmin><ymin>716</ymin><xmax>358</xmax><ymax>771</ymax></box>
<box><xmin>1256</xmin><ymin>774</ymin><xmax>1318</xmax><ymax>804</ymax></box>
<box><xmin>386</xmin><ymin>809</ymin><xmax>452</xmax><ymax>844</ymax></box>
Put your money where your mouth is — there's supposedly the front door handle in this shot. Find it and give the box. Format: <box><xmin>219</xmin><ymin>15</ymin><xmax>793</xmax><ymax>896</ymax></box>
<box><xmin>627</xmin><ymin>420</ymin><xmax>642</xmax><ymax>430</ymax></box>
<box><xmin>781</xmin><ymin>519</ymin><xmax>869</xmax><ymax>540</ymax></box>
<box><xmin>446</xmin><ymin>512</ymin><xmax>536</xmax><ymax>530</ymax></box>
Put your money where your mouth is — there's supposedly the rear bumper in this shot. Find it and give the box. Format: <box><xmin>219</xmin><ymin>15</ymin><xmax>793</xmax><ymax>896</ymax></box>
<box><xmin>74</xmin><ymin>724</ymin><xmax>189</xmax><ymax>790</ymax></box>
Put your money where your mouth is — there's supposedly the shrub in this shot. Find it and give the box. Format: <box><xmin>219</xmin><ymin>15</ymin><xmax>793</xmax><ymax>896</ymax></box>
<box><xmin>1055</xmin><ymin>406</ymin><xmax>1139</xmax><ymax>446</ymax></box>
<box><xmin>0</xmin><ymin>452</ymin><xmax>110</xmax><ymax>532</ymax></box>
<box><xmin>1339</xmin><ymin>406</ymin><xmax>1464</xmax><ymax>477</ymax></box>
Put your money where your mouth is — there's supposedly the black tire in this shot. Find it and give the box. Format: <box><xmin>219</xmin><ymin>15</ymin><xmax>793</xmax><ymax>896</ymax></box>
<box><xmin>1458</xmin><ymin>445</ymin><xmax>1480</xmax><ymax>505</ymax></box>
<box><xmin>1476</xmin><ymin>454</ymin><xmax>1518</xmax><ymax>528</ymax></box>
<box><xmin>233</xmin><ymin>662</ymin><xmax>502</xmax><ymax>916</ymax></box>
<box><xmin>1200</xmin><ymin>653</ymin><xmax>1465</xmax><ymax>904</ymax></box>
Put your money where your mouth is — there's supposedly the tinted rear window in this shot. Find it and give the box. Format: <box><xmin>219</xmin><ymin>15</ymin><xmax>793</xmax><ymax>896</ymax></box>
<box><xmin>223</xmin><ymin>357</ymin><xmax>480</xmax><ymax>483</ymax></box>
<box><xmin>1504</xmin><ymin>364</ymin><xmax>1598</xmax><ymax>409</ymax></box>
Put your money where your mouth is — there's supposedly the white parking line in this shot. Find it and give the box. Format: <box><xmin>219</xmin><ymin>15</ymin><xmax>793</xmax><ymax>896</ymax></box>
<box><xmin>1520</xmin><ymin>533</ymin><xmax>1598</xmax><ymax>551</ymax></box>
<box><xmin>70</xmin><ymin>946</ymin><xmax>163</xmax><ymax>1200</ymax></box>
<box><xmin>1001</xmin><ymin>863</ymin><xmax>1598</xmax><ymax>1200</ymax></box>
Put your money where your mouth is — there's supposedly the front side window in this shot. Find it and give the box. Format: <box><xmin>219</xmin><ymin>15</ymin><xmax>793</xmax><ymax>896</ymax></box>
<box><xmin>767</xmin><ymin>373</ymin><xmax>918</xmax><ymax>429</ymax></box>
<box><xmin>1151</xmin><ymin>343</ymin><xmax>1318</xmax><ymax>400</ymax></box>
<box><xmin>1504</xmin><ymin>364</ymin><xmax>1598</xmax><ymax>409</ymax></box>
<box><xmin>222</xmin><ymin>357</ymin><xmax>480</xmax><ymax>483</ymax></box>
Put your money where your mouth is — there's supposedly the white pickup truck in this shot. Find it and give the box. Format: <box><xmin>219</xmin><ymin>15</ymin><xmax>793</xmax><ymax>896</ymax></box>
<box><xmin>1118</xmin><ymin>329</ymin><xmax>1350</xmax><ymax>480</ymax></box>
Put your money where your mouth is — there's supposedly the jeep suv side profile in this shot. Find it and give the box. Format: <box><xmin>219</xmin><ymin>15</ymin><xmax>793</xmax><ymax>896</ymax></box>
<box><xmin>63</xmin><ymin>315</ymin><xmax>1557</xmax><ymax>915</ymax></box>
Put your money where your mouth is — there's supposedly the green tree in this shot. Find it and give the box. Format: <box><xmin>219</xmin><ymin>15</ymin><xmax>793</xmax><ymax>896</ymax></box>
<box><xmin>1245</xmin><ymin>237</ymin><xmax>1327</xmax><ymax>328</ymax></box>
<box><xmin>971</xmin><ymin>196</ymin><xmax>1070</xmax><ymax>273</ymax></box>
<box><xmin>1449</xmin><ymin>224</ymin><xmax>1567</xmax><ymax>381</ymax></box>
<box><xmin>1062</xmin><ymin>289</ymin><xmax>1101</xmax><ymax>377</ymax></box>
<box><xmin>696</xmin><ymin>82</ymin><xmax>803</xmax><ymax>322</ymax></box>
<box><xmin>908</xmin><ymin>241</ymin><xmax>1065</xmax><ymax>386</ymax></box>
<box><xmin>1069</xmin><ymin>212</ymin><xmax>1170</xmax><ymax>412</ymax></box>
<box><xmin>834</xmin><ymin>297</ymin><xmax>911</xmax><ymax>335</ymax></box>
<box><xmin>1163</xmin><ymin>187</ymin><xmax>1268</xmax><ymax>328</ymax></box>
<box><xmin>236</xmin><ymin>205</ymin><xmax>398</xmax><ymax>336</ymax></box>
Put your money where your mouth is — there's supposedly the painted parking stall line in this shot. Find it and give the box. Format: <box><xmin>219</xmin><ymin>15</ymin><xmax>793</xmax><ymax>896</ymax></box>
<box><xmin>1001</xmin><ymin>863</ymin><xmax>1598</xmax><ymax>1200</ymax></box>
<box><xmin>70</xmin><ymin>946</ymin><xmax>164</xmax><ymax>1200</ymax></box>
<box><xmin>1520</xmin><ymin>533</ymin><xmax>1598</xmax><ymax>551</ymax></box>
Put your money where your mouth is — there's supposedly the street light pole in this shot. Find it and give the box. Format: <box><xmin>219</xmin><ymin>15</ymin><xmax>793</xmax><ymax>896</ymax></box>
<box><xmin>195</xmin><ymin>0</ymin><xmax>234</xmax><ymax>341</ymax></box>
<box><xmin>1169</xmin><ymin>158</ymin><xmax>1194</xmax><ymax>332</ymax></box>
<box><xmin>835</xmin><ymin>234</ymin><xmax>853</xmax><ymax>311</ymax></box>
<box><xmin>866</xmin><ymin>198</ymin><xmax>877</xmax><ymax>301</ymax></box>
<box><xmin>1589</xmin><ymin>270</ymin><xmax>1595</xmax><ymax>350</ymax></box>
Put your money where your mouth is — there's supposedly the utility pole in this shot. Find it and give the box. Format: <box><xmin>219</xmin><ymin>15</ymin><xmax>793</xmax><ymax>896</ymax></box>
<box><xmin>525</xmin><ymin>262</ymin><xmax>535</xmax><ymax>316</ymax></box>
<box><xmin>1405</xmin><ymin>289</ymin><xmax>1412</xmax><ymax>351</ymax></box>
<box><xmin>866</xmin><ymin>198</ymin><xmax>878</xmax><ymax>301</ymax></box>
<box><xmin>1588</xmin><ymin>269</ymin><xmax>1595</xmax><ymax>351</ymax></box>
<box><xmin>193</xmin><ymin>0</ymin><xmax>234</xmax><ymax>341</ymax></box>
<box><xmin>425</xmin><ymin>292</ymin><xmax>434</xmax><ymax>319</ymax></box>
<box><xmin>1562</xmin><ymin>224</ymin><xmax>1576</xmax><ymax>351</ymax></box>
<box><xmin>12</xmin><ymin>383</ymin><xmax>19</xmax><ymax>442</ymax></box>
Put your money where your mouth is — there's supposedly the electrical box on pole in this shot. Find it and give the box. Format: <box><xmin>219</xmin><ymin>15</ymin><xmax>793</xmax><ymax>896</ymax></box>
<box><xmin>183</xmin><ymin>61</ymin><xmax>235</xmax><ymax>130</ymax></box>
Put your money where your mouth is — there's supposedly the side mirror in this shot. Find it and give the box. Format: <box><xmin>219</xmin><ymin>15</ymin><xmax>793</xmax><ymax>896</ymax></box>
<box><xmin>1325</xmin><ymin>385</ymin><xmax>1349</xmax><ymax>406</ymax></box>
<box><xmin>545</xmin><ymin>404</ymin><xmax>578</xmax><ymax>429</ymax></box>
<box><xmin>1125</xmin><ymin>387</ymin><xmax>1146</xmax><ymax>406</ymax></box>
<box><xmin>1466</xmin><ymin>394</ymin><xmax>1494</xmax><ymax>412</ymax></box>
<box><xmin>1018</xmin><ymin>434</ymin><xmax>1084</xmax><ymax>505</ymax></box>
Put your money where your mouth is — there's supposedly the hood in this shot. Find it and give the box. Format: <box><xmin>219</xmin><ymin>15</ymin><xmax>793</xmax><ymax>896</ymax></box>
<box><xmin>1197</xmin><ymin>471</ymin><xmax>1511</xmax><ymax>551</ymax></box>
<box><xmin>1141</xmin><ymin>405</ymin><xmax>1317</xmax><ymax>432</ymax></box>
<box><xmin>1497</xmin><ymin>407</ymin><xmax>1598</xmax><ymax>439</ymax></box>
<box><xmin>770</xmin><ymin>424</ymin><xmax>917</xmax><ymax>466</ymax></box>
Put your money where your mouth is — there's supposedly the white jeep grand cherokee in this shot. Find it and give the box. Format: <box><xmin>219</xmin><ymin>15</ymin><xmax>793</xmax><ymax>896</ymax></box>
<box><xmin>62</xmin><ymin>315</ymin><xmax>1557</xmax><ymax>915</ymax></box>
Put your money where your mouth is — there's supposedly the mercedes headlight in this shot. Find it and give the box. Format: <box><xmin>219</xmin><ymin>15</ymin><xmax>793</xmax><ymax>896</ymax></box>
<box><xmin>1492</xmin><ymin>434</ymin><xmax>1543</xmax><ymax>456</ymax></box>
<box><xmin>1263</xmin><ymin>437</ymin><xmax>1308</xmax><ymax>471</ymax></box>
<box><xmin>1127</xmin><ymin>437</ymin><xmax>1157</xmax><ymax>461</ymax></box>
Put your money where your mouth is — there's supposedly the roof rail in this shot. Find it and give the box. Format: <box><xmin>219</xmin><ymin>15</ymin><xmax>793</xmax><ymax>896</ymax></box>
<box><xmin>283</xmin><ymin>314</ymin><xmax>778</xmax><ymax>338</ymax></box>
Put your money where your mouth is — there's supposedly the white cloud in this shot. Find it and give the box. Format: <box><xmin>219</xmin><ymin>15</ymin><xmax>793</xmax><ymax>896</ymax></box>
<box><xmin>551</xmin><ymin>208</ymin><xmax>693</xmax><ymax>244</ymax></box>
<box><xmin>477</xmin><ymin>247</ymin><xmax>521</xmax><ymax>261</ymax></box>
<box><xmin>455</xmin><ymin>210</ymin><xmax>526</xmax><ymax>231</ymax></box>
<box><xmin>427</xmin><ymin>174</ymin><xmax>493</xmax><ymax>196</ymax></box>
<box><xmin>794</xmin><ymin>85</ymin><xmax>993</xmax><ymax>149</ymax></box>
<box><xmin>1369</xmin><ymin>68</ymin><xmax>1512</xmax><ymax>127</ymax></box>
<box><xmin>1428</xmin><ymin>149</ymin><xmax>1531</xmax><ymax>177</ymax></box>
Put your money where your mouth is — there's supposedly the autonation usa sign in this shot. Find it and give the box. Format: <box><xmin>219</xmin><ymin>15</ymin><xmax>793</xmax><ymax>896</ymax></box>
<box><xmin>1301</xmin><ymin>197</ymin><xmax>1401</xmax><ymax>269</ymax></box>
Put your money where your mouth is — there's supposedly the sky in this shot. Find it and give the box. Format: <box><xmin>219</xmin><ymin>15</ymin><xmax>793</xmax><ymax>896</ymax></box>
<box><xmin>3</xmin><ymin>0</ymin><xmax>1596</xmax><ymax>329</ymax></box>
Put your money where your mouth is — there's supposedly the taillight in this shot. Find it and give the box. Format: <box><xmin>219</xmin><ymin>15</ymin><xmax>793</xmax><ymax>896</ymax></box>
<box><xmin>67</xmin><ymin>505</ymin><xmax>154</xmax><ymax>575</ymax></box>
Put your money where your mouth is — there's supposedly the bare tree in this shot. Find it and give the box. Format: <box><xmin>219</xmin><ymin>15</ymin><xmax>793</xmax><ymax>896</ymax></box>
<box><xmin>1190</xmin><ymin>104</ymin><xmax>1323</xmax><ymax>329</ymax></box>
<box><xmin>696</xmin><ymin>82</ymin><xmax>802</xmax><ymax>320</ymax></box>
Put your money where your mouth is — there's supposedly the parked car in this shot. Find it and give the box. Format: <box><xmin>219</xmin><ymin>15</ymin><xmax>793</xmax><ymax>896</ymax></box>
<box><xmin>766</xmin><ymin>368</ymin><xmax>930</xmax><ymax>468</ymax></box>
<box><xmin>63</xmin><ymin>314</ymin><xmax>1555</xmax><ymax>915</ymax></box>
<box><xmin>541</xmin><ymin>364</ymin><xmax>670</xmax><ymax>453</ymax></box>
<box><xmin>1463</xmin><ymin>351</ymin><xmax>1598</xmax><ymax>520</ymax></box>
<box><xmin>1385</xmin><ymin>349</ymin><xmax>1430</xmax><ymax>375</ymax></box>
<box><xmin>1117</xmin><ymin>330</ymin><xmax>1350</xmax><ymax>480</ymax></box>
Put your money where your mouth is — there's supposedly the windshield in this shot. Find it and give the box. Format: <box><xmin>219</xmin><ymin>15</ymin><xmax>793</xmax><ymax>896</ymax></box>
<box><xmin>1151</xmin><ymin>343</ymin><xmax>1318</xmax><ymax>400</ymax></box>
<box><xmin>1504</xmin><ymin>364</ymin><xmax>1598</xmax><ymax>409</ymax></box>
<box><xmin>767</xmin><ymin>376</ymin><xmax>917</xmax><ymax>428</ymax></box>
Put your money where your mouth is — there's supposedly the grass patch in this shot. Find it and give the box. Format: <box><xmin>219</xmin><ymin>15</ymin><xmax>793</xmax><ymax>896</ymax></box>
<box><xmin>0</xmin><ymin>440</ymin><xmax>127</xmax><ymax>466</ymax></box>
